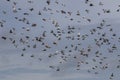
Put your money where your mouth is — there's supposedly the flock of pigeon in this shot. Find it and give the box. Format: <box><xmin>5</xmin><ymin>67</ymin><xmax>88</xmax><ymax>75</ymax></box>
<box><xmin>0</xmin><ymin>0</ymin><xmax>120</xmax><ymax>79</ymax></box>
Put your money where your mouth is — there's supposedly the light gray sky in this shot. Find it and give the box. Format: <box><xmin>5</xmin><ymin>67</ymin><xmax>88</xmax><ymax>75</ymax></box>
<box><xmin>0</xmin><ymin>0</ymin><xmax>120</xmax><ymax>80</ymax></box>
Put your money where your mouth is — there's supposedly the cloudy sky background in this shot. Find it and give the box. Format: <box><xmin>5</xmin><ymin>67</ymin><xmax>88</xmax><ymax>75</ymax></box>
<box><xmin>0</xmin><ymin>0</ymin><xmax>120</xmax><ymax>80</ymax></box>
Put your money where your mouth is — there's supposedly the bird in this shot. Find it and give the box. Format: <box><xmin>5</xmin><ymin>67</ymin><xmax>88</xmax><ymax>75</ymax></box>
<box><xmin>0</xmin><ymin>1</ymin><xmax>119</xmax><ymax>79</ymax></box>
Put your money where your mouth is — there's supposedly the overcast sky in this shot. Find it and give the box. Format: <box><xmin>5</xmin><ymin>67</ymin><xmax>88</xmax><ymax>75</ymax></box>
<box><xmin>0</xmin><ymin>0</ymin><xmax>120</xmax><ymax>80</ymax></box>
